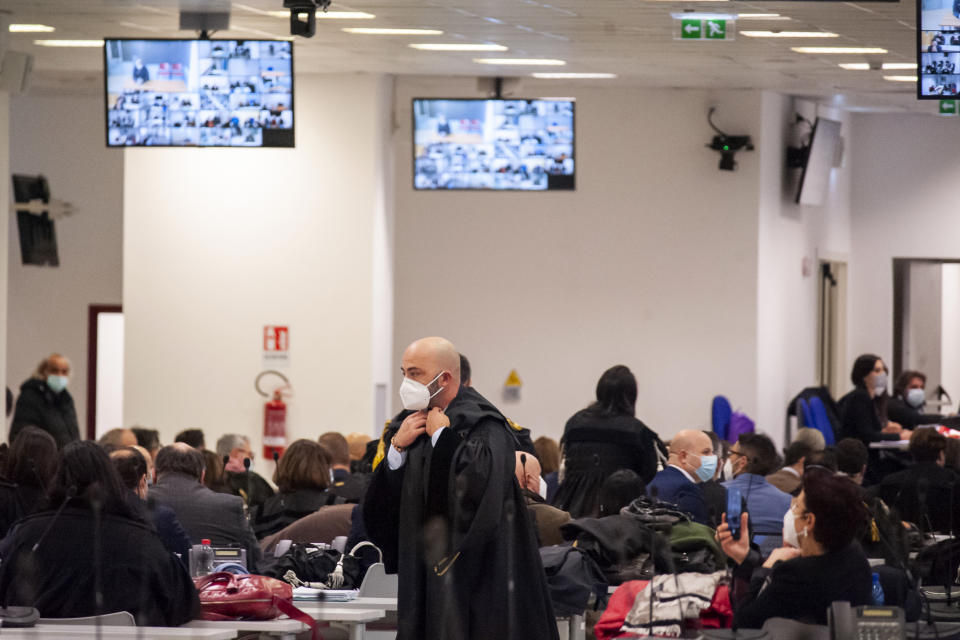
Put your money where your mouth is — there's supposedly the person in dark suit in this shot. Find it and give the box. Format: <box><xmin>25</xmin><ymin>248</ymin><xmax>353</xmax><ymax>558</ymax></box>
<box><xmin>871</xmin><ymin>427</ymin><xmax>960</xmax><ymax>534</ymax></box>
<box><xmin>646</xmin><ymin>429</ymin><xmax>715</xmax><ymax>525</ymax></box>
<box><xmin>717</xmin><ymin>467</ymin><xmax>872</xmax><ymax>628</ymax></box>
<box><xmin>109</xmin><ymin>446</ymin><xmax>192</xmax><ymax>563</ymax></box>
<box><xmin>839</xmin><ymin>354</ymin><xmax>910</xmax><ymax>444</ymax></box>
<box><xmin>149</xmin><ymin>442</ymin><xmax>262</xmax><ymax>571</ymax></box>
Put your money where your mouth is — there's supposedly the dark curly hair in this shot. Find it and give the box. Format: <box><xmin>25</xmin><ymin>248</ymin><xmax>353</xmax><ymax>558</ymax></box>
<box><xmin>801</xmin><ymin>467</ymin><xmax>869</xmax><ymax>552</ymax></box>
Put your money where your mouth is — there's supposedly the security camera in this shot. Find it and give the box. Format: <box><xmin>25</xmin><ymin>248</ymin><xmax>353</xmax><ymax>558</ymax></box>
<box><xmin>283</xmin><ymin>0</ymin><xmax>331</xmax><ymax>38</ymax></box>
<box><xmin>705</xmin><ymin>107</ymin><xmax>754</xmax><ymax>171</ymax></box>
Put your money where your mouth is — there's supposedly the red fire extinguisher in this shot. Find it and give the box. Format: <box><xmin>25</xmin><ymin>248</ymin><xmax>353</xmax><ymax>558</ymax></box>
<box><xmin>256</xmin><ymin>371</ymin><xmax>290</xmax><ymax>460</ymax></box>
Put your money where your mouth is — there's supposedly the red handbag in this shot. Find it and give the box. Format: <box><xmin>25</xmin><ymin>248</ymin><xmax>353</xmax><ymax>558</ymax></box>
<box><xmin>193</xmin><ymin>572</ymin><xmax>320</xmax><ymax>639</ymax></box>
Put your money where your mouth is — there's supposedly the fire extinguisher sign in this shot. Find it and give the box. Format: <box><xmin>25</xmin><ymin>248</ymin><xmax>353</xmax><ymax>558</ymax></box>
<box><xmin>263</xmin><ymin>326</ymin><xmax>290</xmax><ymax>368</ymax></box>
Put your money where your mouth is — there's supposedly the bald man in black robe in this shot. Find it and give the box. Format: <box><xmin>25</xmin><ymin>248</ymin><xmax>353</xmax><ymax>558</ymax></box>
<box><xmin>363</xmin><ymin>337</ymin><xmax>558</xmax><ymax>640</ymax></box>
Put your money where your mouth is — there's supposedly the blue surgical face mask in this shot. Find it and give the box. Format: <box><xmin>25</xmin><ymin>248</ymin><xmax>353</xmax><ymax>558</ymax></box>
<box><xmin>46</xmin><ymin>375</ymin><xmax>68</xmax><ymax>394</ymax></box>
<box><xmin>695</xmin><ymin>454</ymin><xmax>718</xmax><ymax>483</ymax></box>
<box><xmin>907</xmin><ymin>388</ymin><xmax>926</xmax><ymax>409</ymax></box>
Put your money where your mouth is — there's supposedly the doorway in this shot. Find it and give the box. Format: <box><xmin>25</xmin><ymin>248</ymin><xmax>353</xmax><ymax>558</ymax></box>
<box><xmin>86</xmin><ymin>305</ymin><xmax>123</xmax><ymax>440</ymax></box>
<box><xmin>817</xmin><ymin>260</ymin><xmax>847</xmax><ymax>401</ymax></box>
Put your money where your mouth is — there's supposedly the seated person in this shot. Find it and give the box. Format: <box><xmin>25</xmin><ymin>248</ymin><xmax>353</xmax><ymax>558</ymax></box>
<box><xmin>717</xmin><ymin>467</ymin><xmax>872</xmax><ymax>628</ymax></box>
<box><xmin>515</xmin><ymin>451</ymin><xmax>570</xmax><ymax>546</ymax></box>
<box><xmin>598</xmin><ymin>469</ymin><xmax>646</xmax><ymax>517</ymax></box>
<box><xmin>835</xmin><ymin>438</ymin><xmax>868</xmax><ymax>485</ymax></box>
<box><xmin>319</xmin><ymin>432</ymin><xmax>370</xmax><ymax>503</ymax></box>
<box><xmin>871</xmin><ymin>428</ymin><xmax>960</xmax><ymax>534</ymax></box>
<box><xmin>217</xmin><ymin>434</ymin><xmax>275</xmax><ymax>509</ymax></box>
<box><xmin>0</xmin><ymin>441</ymin><xmax>198</xmax><ymax>625</ymax></box>
<box><xmin>839</xmin><ymin>354</ymin><xmax>910</xmax><ymax>444</ymax></box>
<box><xmin>792</xmin><ymin>427</ymin><xmax>826</xmax><ymax>453</ymax></box>
<box><xmin>174</xmin><ymin>428</ymin><xmax>205</xmax><ymax>450</ymax></box>
<box><xmin>259</xmin><ymin>503</ymin><xmax>356</xmax><ymax>556</ymax></box>
<box><xmin>251</xmin><ymin>438</ymin><xmax>344</xmax><ymax>539</ymax></box>
<box><xmin>97</xmin><ymin>427</ymin><xmax>137</xmax><ymax>452</ymax></box>
<box><xmin>888</xmin><ymin>370</ymin><xmax>946</xmax><ymax>430</ymax></box>
<box><xmin>534</xmin><ymin>436</ymin><xmax>561</xmax><ymax>504</ymax></box>
<box><xmin>0</xmin><ymin>427</ymin><xmax>56</xmax><ymax>538</ymax></box>
<box><xmin>701</xmin><ymin>430</ymin><xmax>729</xmax><ymax>528</ymax></box>
<box><xmin>647</xmin><ymin>429</ymin><xmax>715</xmax><ymax>525</ymax></box>
<box><xmin>109</xmin><ymin>446</ymin><xmax>192</xmax><ymax>562</ymax></box>
<box><xmin>149</xmin><ymin>443</ymin><xmax>262</xmax><ymax>571</ymax></box>
<box><xmin>766</xmin><ymin>440</ymin><xmax>813</xmax><ymax>496</ymax></box>
<box><xmin>723</xmin><ymin>433</ymin><xmax>791</xmax><ymax>539</ymax></box>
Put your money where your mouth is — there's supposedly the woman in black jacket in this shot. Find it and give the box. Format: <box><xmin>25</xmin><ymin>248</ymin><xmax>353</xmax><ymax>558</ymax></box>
<box><xmin>838</xmin><ymin>354</ymin><xmax>910</xmax><ymax>444</ymax></box>
<box><xmin>251</xmin><ymin>438</ymin><xmax>343</xmax><ymax>538</ymax></box>
<box><xmin>0</xmin><ymin>441</ymin><xmax>199</xmax><ymax>626</ymax></box>
<box><xmin>717</xmin><ymin>467</ymin><xmax>872</xmax><ymax>628</ymax></box>
<box><xmin>553</xmin><ymin>365</ymin><xmax>664</xmax><ymax>518</ymax></box>
<box><xmin>0</xmin><ymin>427</ymin><xmax>57</xmax><ymax>538</ymax></box>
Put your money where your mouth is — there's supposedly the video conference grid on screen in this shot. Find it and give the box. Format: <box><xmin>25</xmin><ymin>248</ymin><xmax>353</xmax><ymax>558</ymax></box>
<box><xmin>105</xmin><ymin>39</ymin><xmax>294</xmax><ymax>147</ymax></box>
<box><xmin>413</xmin><ymin>99</ymin><xmax>575</xmax><ymax>191</ymax></box>
<box><xmin>920</xmin><ymin>0</ymin><xmax>960</xmax><ymax>97</ymax></box>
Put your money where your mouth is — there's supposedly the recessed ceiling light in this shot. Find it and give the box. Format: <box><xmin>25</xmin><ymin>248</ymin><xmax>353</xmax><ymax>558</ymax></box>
<box><xmin>266</xmin><ymin>10</ymin><xmax>375</xmax><ymax>19</ymax></box>
<box><xmin>839</xmin><ymin>62</ymin><xmax>917</xmax><ymax>70</ymax></box>
<box><xmin>474</xmin><ymin>58</ymin><xmax>566</xmax><ymax>66</ymax></box>
<box><xmin>409</xmin><ymin>43</ymin><xmax>507</xmax><ymax>51</ymax></box>
<box><xmin>343</xmin><ymin>28</ymin><xmax>442</xmax><ymax>35</ymax></box>
<box><xmin>883</xmin><ymin>75</ymin><xmax>918</xmax><ymax>82</ymax></box>
<box><xmin>670</xmin><ymin>12</ymin><xmax>735</xmax><ymax>20</ymax></box>
<box><xmin>791</xmin><ymin>46</ymin><xmax>887</xmax><ymax>54</ymax></box>
<box><xmin>736</xmin><ymin>13</ymin><xmax>790</xmax><ymax>20</ymax></box>
<box><xmin>531</xmin><ymin>72</ymin><xmax>617</xmax><ymax>79</ymax></box>
<box><xmin>34</xmin><ymin>39</ymin><xmax>104</xmax><ymax>47</ymax></box>
<box><xmin>9</xmin><ymin>24</ymin><xmax>55</xmax><ymax>33</ymax></box>
<box><xmin>741</xmin><ymin>30</ymin><xmax>837</xmax><ymax>38</ymax></box>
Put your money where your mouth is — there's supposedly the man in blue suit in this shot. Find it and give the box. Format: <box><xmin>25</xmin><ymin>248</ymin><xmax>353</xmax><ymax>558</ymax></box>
<box><xmin>647</xmin><ymin>429</ymin><xmax>716</xmax><ymax>525</ymax></box>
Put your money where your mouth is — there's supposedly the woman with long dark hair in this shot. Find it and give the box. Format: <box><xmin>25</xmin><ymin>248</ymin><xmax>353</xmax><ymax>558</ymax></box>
<box><xmin>838</xmin><ymin>354</ymin><xmax>909</xmax><ymax>444</ymax></box>
<box><xmin>552</xmin><ymin>365</ymin><xmax>663</xmax><ymax>518</ymax></box>
<box><xmin>0</xmin><ymin>426</ymin><xmax>57</xmax><ymax>538</ymax></box>
<box><xmin>0</xmin><ymin>441</ymin><xmax>198</xmax><ymax>625</ymax></box>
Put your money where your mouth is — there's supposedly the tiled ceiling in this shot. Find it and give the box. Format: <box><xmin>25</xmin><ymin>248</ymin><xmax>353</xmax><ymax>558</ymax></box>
<box><xmin>0</xmin><ymin>0</ymin><xmax>934</xmax><ymax>112</ymax></box>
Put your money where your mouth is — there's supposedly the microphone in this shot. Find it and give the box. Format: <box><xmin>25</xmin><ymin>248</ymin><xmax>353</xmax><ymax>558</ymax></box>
<box><xmin>520</xmin><ymin>453</ymin><xmax>527</xmax><ymax>490</ymax></box>
<box><xmin>244</xmin><ymin>458</ymin><xmax>252</xmax><ymax>509</ymax></box>
<box><xmin>32</xmin><ymin>485</ymin><xmax>76</xmax><ymax>553</ymax></box>
<box><xmin>89</xmin><ymin>484</ymin><xmax>104</xmax><ymax>640</ymax></box>
<box><xmin>272</xmin><ymin>451</ymin><xmax>279</xmax><ymax>464</ymax></box>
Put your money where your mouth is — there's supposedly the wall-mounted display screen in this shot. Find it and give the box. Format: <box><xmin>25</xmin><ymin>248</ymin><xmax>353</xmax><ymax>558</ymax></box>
<box><xmin>104</xmin><ymin>39</ymin><xmax>294</xmax><ymax>147</ymax></box>
<box><xmin>413</xmin><ymin>98</ymin><xmax>575</xmax><ymax>190</ymax></box>
<box><xmin>919</xmin><ymin>0</ymin><xmax>960</xmax><ymax>98</ymax></box>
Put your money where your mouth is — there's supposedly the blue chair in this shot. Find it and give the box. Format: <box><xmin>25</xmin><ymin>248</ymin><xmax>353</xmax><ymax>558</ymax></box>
<box><xmin>807</xmin><ymin>396</ymin><xmax>836</xmax><ymax>445</ymax></box>
<box><xmin>712</xmin><ymin>395</ymin><xmax>732</xmax><ymax>441</ymax></box>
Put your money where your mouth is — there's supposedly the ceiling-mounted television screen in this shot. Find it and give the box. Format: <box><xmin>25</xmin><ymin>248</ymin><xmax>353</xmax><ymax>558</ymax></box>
<box><xmin>104</xmin><ymin>38</ymin><xmax>294</xmax><ymax>147</ymax></box>
<box><xmin>413</xmin><ymin>98</ymin><xmax>575</xmax><ymax>190</ymax></box>
<box><xmin>796</xmin><ymin>117</ymin><xmax>842</xmax><ymax>206</ymax></box>
<box><xmin>918</xmin><ymin>0</ymin><xmax>960</xmax><ymax>98</ymax></box>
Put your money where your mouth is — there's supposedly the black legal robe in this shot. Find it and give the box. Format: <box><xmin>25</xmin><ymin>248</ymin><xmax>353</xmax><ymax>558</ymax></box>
<box><xmin>363</xmin><ymin>386</ymin><xmax>559</xmax><ymax>640</ymax></box>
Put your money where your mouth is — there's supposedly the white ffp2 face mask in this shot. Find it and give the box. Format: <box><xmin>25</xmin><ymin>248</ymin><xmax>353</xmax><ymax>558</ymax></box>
<box><xmin>783</xmin><ymin>509</ymin><xmax>800</xmax><ymax>547</ymax></box>
<box><xmin>538</xmin><ymin>476</ymin><xmax>548</xmax><ymax>500</ymax></box>
<box><xmin>398</xmin><ymin>372</ymin><xmax>444</xmax><ymax>411</ymax></box>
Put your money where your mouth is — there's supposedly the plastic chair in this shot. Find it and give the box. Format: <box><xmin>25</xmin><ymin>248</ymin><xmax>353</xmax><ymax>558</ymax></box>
<box><xmin>38</xmin><ymin>611</ymin><xmax>136</xmax><ymax>626</ymax></box>
<box><xmin>712</xmin><ymin>396</ymin><xmax>732</xmax><ymax>442</ymax></box>
<box><xmin>807</xmin><ymin>397</ymin><xmax>836</xmax><ymax>445</ymax></box>
<box><xmin>358</xmin><ymin>562</ymin><xmax>398</xmax><ymax>598</ymax></box>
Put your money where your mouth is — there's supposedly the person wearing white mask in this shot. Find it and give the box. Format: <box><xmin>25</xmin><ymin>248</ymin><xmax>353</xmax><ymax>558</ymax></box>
<box><xmin>888</xmin><ymin>369</ymin><xmax>948</xmax><ymax>431</ymax></box>
<box><xmin>717</xmin><ymin>467</ymin><xmax>872</xmax><ymax>628</ymax></box>
<box><xmin>838</xmin><ymin>354</ymin><xmax>910</xmax><ymax>446</ymax></box>
<box><xmin>514</xmin><ymin>451</ymin><xmax>571</xmax><ymax>546</ymax></box>
<box><xmin>363</xmin><ymin>336</ymin><xmax>560</xmax><ymax>640</ymax></box>
<box><xmin>10</xmin><ymin>353</ymin><xmax>80</xmax><ymax>449</ymax></box>
<box><xmin>646</xmin><ymin>429</ymin><xmax>715</xmax><ymax>526</ymax></box>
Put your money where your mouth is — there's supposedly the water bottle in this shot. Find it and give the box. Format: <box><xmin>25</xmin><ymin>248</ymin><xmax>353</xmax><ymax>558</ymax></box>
<box><xmin>195</xmin><ymin>538</ymin><xmax>215</xmax><ymax>577</ymax></box>
<box><xmin>871</xmin><ymin>572</ymin><xmax>885</xmax><ymax>606</ymax></box>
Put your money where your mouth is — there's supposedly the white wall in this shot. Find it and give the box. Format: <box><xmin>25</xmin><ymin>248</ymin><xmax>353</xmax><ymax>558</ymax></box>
<box><xmin>123</xmin><ymin>73</ymin><xmax>392</xmax><ymax>452</ymax></box>
<box><xmin>755</xmin><ymin>94</ymin><xmax>853</xmax><ymax>445</ymax></box>
<box><xmin>393</xmin><ymin>77</ymin><xmax>763</xmax><ymax>442</ymax></box>
<box><xmin>849</xmin><ymin>114</ymin><xmax>960</xmax><ymax>373</ymax></box>
<box><xmin>941</xmin><ymin>264</ymin><xmax>960</xmax><ymax>402</ymax></box>
<box><xmin>6</xmin><ymin>95</ymin><xmax>124</xmax><ymax>439</ymax></box>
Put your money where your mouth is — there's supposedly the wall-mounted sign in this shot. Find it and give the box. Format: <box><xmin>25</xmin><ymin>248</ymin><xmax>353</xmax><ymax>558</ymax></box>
<box><xmin>673</xmin><ymin>14</ymin><xmax>736</xmax><ymax>41</ymax></box>
<box><xmin>940</xmin><ymin>100</ymin><xmax>958</xmax><ymax>116</ymax></box>
<box><xmin>263</xmin><ymin>325</ymin><xmax>290</xmax><ymax>368</ymax></box>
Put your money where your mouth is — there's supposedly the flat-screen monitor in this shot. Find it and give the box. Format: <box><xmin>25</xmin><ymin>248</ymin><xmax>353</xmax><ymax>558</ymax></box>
<box><xmin>104</xmin><ymin>38</ymin><xmax>294</xmax><ymax>147</ymax></box>
<box><xmin>12</xmin><ymin>175</ymin><xmax>59</xmax><ymax>267</ymax></box>
<box><xmin>413</xmin><ymin>98</ymin><xmax>575</xmax><ymax>190</ymax></box>
<box><xmin>796</xmin><ymin>117</ymin><xmax>842</xmax><ymax>206</ymax></box>
<box><xmin>918</xmin><ymin>0</ymin><xmax>960</xmax><ymax>98</ymax></box>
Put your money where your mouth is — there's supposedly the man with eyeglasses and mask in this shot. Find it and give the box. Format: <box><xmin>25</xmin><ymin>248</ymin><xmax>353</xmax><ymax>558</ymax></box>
<box><xmin>363</xmin><ymin>336</ymin><xmax>558</xmax><ymax>640</ymax></box>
